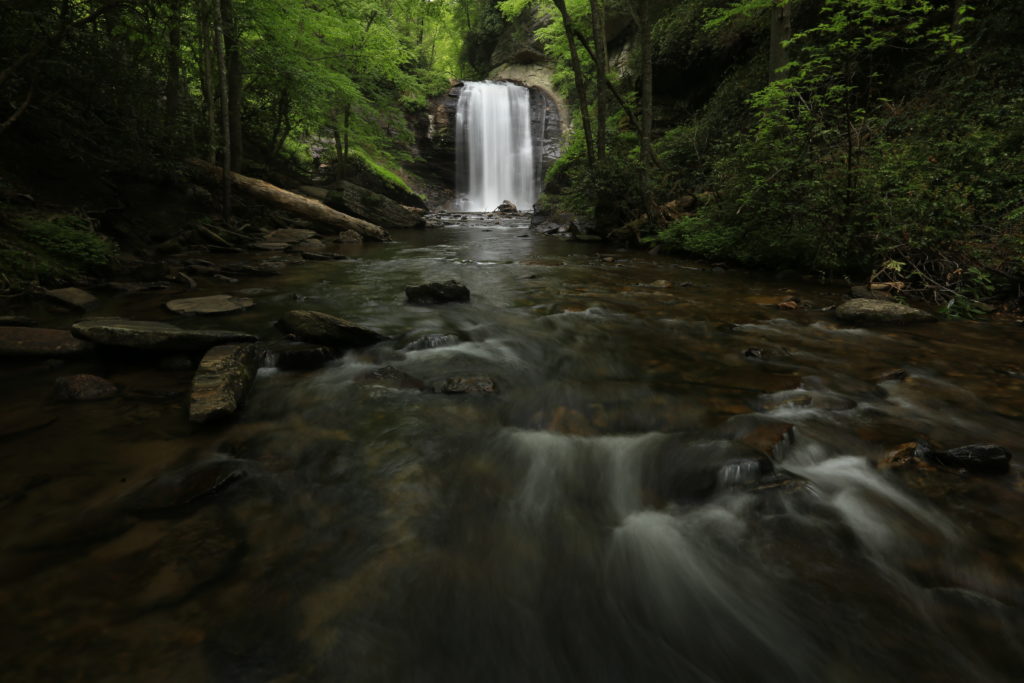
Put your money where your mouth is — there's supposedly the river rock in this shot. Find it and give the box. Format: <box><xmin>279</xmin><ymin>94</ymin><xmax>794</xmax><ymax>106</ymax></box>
<box><xmin>262</xmin><ymin>340</ymin><xmax>334</xmax><ymax>370</ymax></box>
<box><xmin>920</xmin><ymin>443</ymin><xmax>1013</xmax><ymax>475</ymax></box>
<box><xmin>0</xmin><ymin>326</ymin><xmax>94</xmax><ymax>357</ymax></box>
<box><xmin>442</xmin><ymin>376</ymin><xmax>497</xmax><ymax>394</ymax></box>
<box><xmin>495</xmin><ymin>200</ymin><xmax>518</xmax><ymax>213</ymax></box>
<box><xmin>850</xmin><ymin>285</ymin><xmax>892</xmax><ymax>300</ymax></box>
<box><xmin>72</xmin><ymin>318</ymin><xmax>257</xmax><ymax>352</ymax></box>
<box><xmin>405</xmin><ymin>280</ymin><xmax>470</xmax><ymax>305</ymax></box>
<box><xmin>355</xmin><ymin>365</ymin><xmax>426</xmax><ymax>391</ymax></box>
<box><xmin>221</xmin><ymin>262</ymin><xmax>285</xmax><ymax>277</ymax></box>
<box><xmin>276</xmin><ymin>310</ymin><xmax>388</xmax><ymax>348</ymax></box>
<box><xmin>834</xmin><ymin>299</ymin><xmax>935</xmax><ymax>325</ymax></box>
<box><xmin>165</xmin><ymin>294</ymin><xmax>255</xmax><ymax>316</ymax></box>
<box><xmin>337</xmin><ymin>230</ymin><xmax>363</xmax><ymax>243</ymax></box>
<box><xmin>251</xmin><ymin>241</ymin><xmax>289</xmax><ymax>251</ymax></box>
<box><xmin>53</xmin><ymin>374</ymin><xmax>118</xmax><ymax>401</ymax></box>
<box><xmin>403</xmin><ymin>333</ymin><xmax>460</xmax><ymax>351</ymax></box>
<box><xmin>189</xmin><ymin>343</ymin><xmax>260</xmax><ymax>424</ymax></box>
<box><xmin>44</xmin><ymin>286</ymin><xmax>97</xmax><ymax>310</ymax></box>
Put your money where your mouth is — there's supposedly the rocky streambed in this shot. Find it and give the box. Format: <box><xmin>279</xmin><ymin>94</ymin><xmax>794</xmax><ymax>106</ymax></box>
<box><xmin>0</xmin><ymin>212</ymin><xmax>1022</xmax><ymax>682</ymax></box>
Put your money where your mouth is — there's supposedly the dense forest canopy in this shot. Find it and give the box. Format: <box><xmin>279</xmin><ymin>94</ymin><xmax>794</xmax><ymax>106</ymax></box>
<box><xmin>1</xmin><ymin>0</ymin><xmax>1022</xmax><ymax>315</ymax></box>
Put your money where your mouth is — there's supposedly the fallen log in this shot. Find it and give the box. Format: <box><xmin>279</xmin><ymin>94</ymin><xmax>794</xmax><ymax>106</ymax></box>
<box><xmin>187</xmin><ymin>159</ymin><xmax>390</xmax><ymax>242</ymax></box>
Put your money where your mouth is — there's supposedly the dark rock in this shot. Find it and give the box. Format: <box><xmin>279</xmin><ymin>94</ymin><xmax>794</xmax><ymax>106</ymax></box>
<box><xmin>877</xmin><ymin>368</ymin><xmax>908</xmax><ymax>382</ymax></box>
<box><xmin>850</xmin><ymin>285</ymin><xmax>892</xmax><ymax>300</ymax></box>
<box><xmin>72</xmin><ymin>318</ymin><xmax>257</xmax><ymax>352</ymax></box>
<box><xmin>251</xmin><ymin>241</ymin><xmax>289</xmax><ymax>251</ymax></box>
<box><xmin>442</xmin><ymin>376</ymin><xmax>497</xmax><ymax>394</ymax></box>
<box><xmin>495</xmin><ymin>200</ymin><xmax>518</xmax><ymax>213</ymax></box>
<box><xmin>835</xmin><ymin>299</ymin><xmax>935</xmax><ymax>325</ymax></box>
<box><xmin>158</xmin><ymin>355</ymin><xmax>194</xmax><ymax>371</ymax></box>
<box><xmin>124</xmin><ymin>458</ymin><xmax>247</xmax><ymax>512</ymax></box>
<box><xmin>189</xmin><ymin>344</ymin><xmax>260</xmax><ymax>424</ymax></box>
<box><xmin>324</xmin><ymin>180</ymin><xmax>426</xmax><ymax>230</ymax></box>
<box><xmin>276</xmin><ymin>310</ymin><xmax>388</xmax><ymax>348</ymax></box>
<box><xmin>212</xmin><ymin>274</ymin><xmax>239</xmax><ymax>283</ymax></box>
<box><xmin>405</xmin><ymin>280</ymin><xmax>470</xmax><ymax>305</ymax></box>
<box><xmin>0</xmin><ymin>327</ymin><xmax>94</xmax><ymax>358</ymax></box>
<box><xmin>403</xmin><ymin>333</ymin><xmax>460</xmax><ymax>351</ymax></box>
<box><xmin>53</xmin><ymin>374</ymin><xmax>118</xmax><ymax>401</ymax></box>
<box><xmin>336</xmin><ymin>229</ymin><xmax>363</xmax><ymax>243</ymax></box>
<box><xmin>355</xmin><ymin>365</ymin><xmax>427</xmax><ymax>391</ymax></box>
<box><xmin>300</xmin><ymin>251</ymin><xmax>334</xmax><ymax>261</ymax></box>
<box><xmin>290</xmin><ymin>238</ymin><xmax>325</xmax><ymax>252</ymax></box>
<box><xmin>262</xmin><ymin>341</ymin><xmax>334</xmax><ymax>370</ymax></box>
<box><xmin>920</xmin><ymin>442</ymin><xmax>1013</xmax><ymax>475</ymax></box>
<box><xmin>165</xmin><ymin>294</ymin><xmax>255</xmax><ymax>316</ymax></box>
<box><xmin>43</xmin><ymin>287</ymin><xmax>97</xmax><ymax>310</ymax></box>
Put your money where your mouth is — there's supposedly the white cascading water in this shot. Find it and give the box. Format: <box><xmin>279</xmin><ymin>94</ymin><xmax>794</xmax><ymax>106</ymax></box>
<box><xmin>455</xmin><ymin>81</ymin><xmax>536</xmax><ymax>212</ymax></box>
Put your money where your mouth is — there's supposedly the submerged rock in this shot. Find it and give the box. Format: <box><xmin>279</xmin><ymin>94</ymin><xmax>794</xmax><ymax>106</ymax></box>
<box><xmin>355</xmin><ymin>365</ymin><xmax>427</xmax><ymax>391</ymax></box>
<box><xmin>405</xmin><ymin>280</ymin><xmax>470</xmax><ymax>305</ymax></box>
<box><xmin>0</xmin><ymin>326</ymin><xmax>94</xmax><ymax>357</ymax></box>
<box><xmin>918</xmin><ymin>442</ymin><xmax>1013</xmax><ymax>475</ymax></box>
<box><xmin>403</xmin><ymin>333</ymin><xmax>460</xmax><ymax>351</ymax></box>
<box><xmin>189</xmin><ymin>343</ymin><xmax>260</xmax><ymax>424</ymax></box>
<box><xmin>125</xmin><ymin>458</ymin><xmax>248</xmax><ymax>512</ymax></box>
<box><xmin>53</xmin><ymin>374</ymin><xmax>118</xmax><ymax>401</ymax></box>
<box><xmin>277</xmin><ymin>310</ymin><xmax>388</xmax><ymax>348</ymax></box>
<box><xmin>165</xmin><ymin>294</ymin><xmax>255</xmax><ymax>316</ymax></box>
<box><xmin>835</xmin><ymin>299</ymin><xmax>935</xmax><ymax>325</ymax></box>
<box><xmin>72</xmin><ymin>318</ymin><xmax>257</xmax><ymax>352</ymax></box>
<box><xmin>441</xmin><ymin>376</ymin><xmax>497</xmax><ymax>394</ymax></box>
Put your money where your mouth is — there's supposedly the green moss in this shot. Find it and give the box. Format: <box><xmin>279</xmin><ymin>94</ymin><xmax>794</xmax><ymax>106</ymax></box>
<box><xmin>0</xmin><ymin>210</ymin><xmax>117</xmax><ymax>288</ymax></box>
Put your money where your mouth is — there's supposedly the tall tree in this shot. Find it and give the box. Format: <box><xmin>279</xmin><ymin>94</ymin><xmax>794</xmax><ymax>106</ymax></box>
<box><xmin>769</xmin><ymin>1</ymin><xmax>792</xmax><ymax>81</ymax></box>
<box><xmin>587</xmin><ymin>0</ymin><xmax>608</xmax><ymax>162</ymax></box>
<box><xmin>551</xmin><ymin>0</ymin><xmax>595</xmax><ymax>169</ymax></box>
<box><xmin>214</xmin><ymin>0</ymin><xmax>232</xmax><ymax>222</ymax></box>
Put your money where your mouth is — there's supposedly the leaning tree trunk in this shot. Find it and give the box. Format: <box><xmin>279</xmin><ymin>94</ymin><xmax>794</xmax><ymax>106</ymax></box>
<box><xmin>187</xmin><ymin>160</ymin><xmax>391</xmax><ymax>241</ymax></box>
<box><xmin>552</xmin><ymin>0</ymin><xmax>595</xmax><ymax>169</ymax></box>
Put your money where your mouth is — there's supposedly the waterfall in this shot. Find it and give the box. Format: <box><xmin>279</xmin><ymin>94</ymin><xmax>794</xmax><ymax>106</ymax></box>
<box><xmin>455</xmin><ymin>81</ymin><xmax>537</xmax><ymax>212</ymax></box>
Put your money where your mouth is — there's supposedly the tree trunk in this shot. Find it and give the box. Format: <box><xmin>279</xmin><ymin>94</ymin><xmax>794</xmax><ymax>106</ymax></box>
<box><xmin>588</xmin><ymin>0</ymin><xmax>608</xmax><ymax>162</ymax></box>
<box><xmin>222</xmin><ymin>0</ymin><xmax>243</xmax><ymax>170</ymax></box>
<box><xmin>164</xmin><ymin>0</ymin><xmax>182</xmax><ymax>133</ymax></box>
<box><xmin>769</xmin><ymin>1</ymin><xmax>792</xmax><ymax>82</ymax></box>
<box><xmin>638</xmin><ymin>0</ymin><xmax>654</xmax><ymax>168</ymax></box>
<box><xmin>214</xmin><ymin>0</ymin><xmax>231</xmax><ymax>223</ymax></box>
<box><xmin>187</xmin><ymin>160</ymin><xmax>391</xmax><ymax>241</ymax></box>
<box><xmin>552</xmin><ymin>0</ymin><xmax>595</xmax><ymax>169</ymax></box>
<box><xmin>198</xmin><ymin>0</ymin><xmax>217</xmax><ymax>163</ymax></box>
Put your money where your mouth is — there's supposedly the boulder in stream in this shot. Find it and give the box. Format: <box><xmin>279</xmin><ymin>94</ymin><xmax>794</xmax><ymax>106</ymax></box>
<box><xmin>124</xmin><ymin>457</ymin><xmax>248</xmax><ymax>512</ymax></box>
<box><xmin>262</xmin><ymin>340</ymin><xmax>334</xmax><ymax>370</ymax></box>
<box><xmin>835</xmin><ymin>299</ymin><xmax>935</xmax><ymax>325</ymax></box>
<box><xmin>72</xmin><ymin>318</ymin><xmax>258</xmax><ymax>352</ymax></box>
<box><xmin>277</xmin><ymin>310</ymin><xmax>388</xmax><ymax>348</ymax></box>
<box><xmin>53</xmin><ymin>374</ymin><xmax>118</xmax><ymax>401</ymax></box>
<box><xmin>0</xmin><ymin>326</ymin><xmax>94</xmax><ymax>357</ymax></box>
<box><xmin>405</xmin><ymin>280</ymin><xmax>470</xmax><ymax>305</ymax></box>
<box><xmin>189</xmin><ymin>343</ymin><xmax>260</xmax><ymax>424</ymax></box>
<box><xmin>264</xmin><ymin>227</ymin><xmax>317</xmax><ymax>243</ymax></box>
<box><xmin>917</xmin><ymin>442</ymin><xmax>1013</xmax><ymax>475</ymax></box>
<box><xmin>165</xmin><ymin>294</ymin><xmax>255</xmax><ymax>316</ymax></box>
<box><xmin>441</xmin><ymin>376</ymin><xmax>497</xmax><ymax>394</ymax></box>
<box><xmin>355</xmin><ymin>365</ymin><xmax>427</xmax><ymax>391</ymax></box>
<box><xmin>495</xmin><ymin>200</ymin><xmax>518</xmax><ymax>214</ymax></box>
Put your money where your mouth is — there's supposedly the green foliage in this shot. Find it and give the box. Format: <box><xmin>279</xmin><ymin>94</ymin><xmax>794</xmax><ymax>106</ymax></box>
<box><xmin>0</xmin><ymin>212</ymin><xmax>117</xmax><ymax>287</ymax></box>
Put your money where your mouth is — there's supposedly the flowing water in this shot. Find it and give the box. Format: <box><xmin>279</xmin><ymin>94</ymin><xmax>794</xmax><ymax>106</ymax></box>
<box><xmin>1</xmin><ymin>214</ymin><xmax>1023</xmax><ymax>682</ymax></box>
<box><xmin>455</xmin><ymin>81</ymin><xmax>537</xmax><ymax>212</ymax></box>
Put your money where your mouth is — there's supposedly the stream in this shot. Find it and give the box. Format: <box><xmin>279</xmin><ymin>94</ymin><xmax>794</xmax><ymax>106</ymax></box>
<box><xmin>1</xmin><ymin>213</ymin><xmax>1023</xmax><ymax>682</ymax></box>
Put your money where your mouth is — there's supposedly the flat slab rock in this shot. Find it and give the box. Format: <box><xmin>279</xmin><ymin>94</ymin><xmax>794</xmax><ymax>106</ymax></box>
<box><xmin>0</xmin><ymin>326</ymin><xmax>94</xmax><ymax>357</ymax></box>
<box><xmin>262</xmin><ymin>340</ymin><xmax>334</xmax><ymax>370</ymax></box>
<box><xmin>277</xmin><ymin>310</ymin><xmax>388</xmax><ymax>348</ymax></box>
<box><xmin>165</xmin><ymin>294</ymin><xmax>255</xmax><ymax>316</ymax></box>
<box><xmin>406</xmin><ymin>280</ymin><xmax>471</xmax><ymax>305</ymax></box>
<box><xmin>189</xmin><ymin>343</ymin><xmax>260</xmax><ymax>424</ymax></box>
<box><xmin>72</xmin><ymin>318</ymin><xmax>257</xmax><ymax>352</ymax></box>
<box><xmin>835</xmin><ymin>299</ymin><xmax>935</xmax><ymax>325</ymax></box>
<box><xmin>44</xmin><ymin>286</ymin><xmax>97</xmax><ymax>310</ymax></box>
